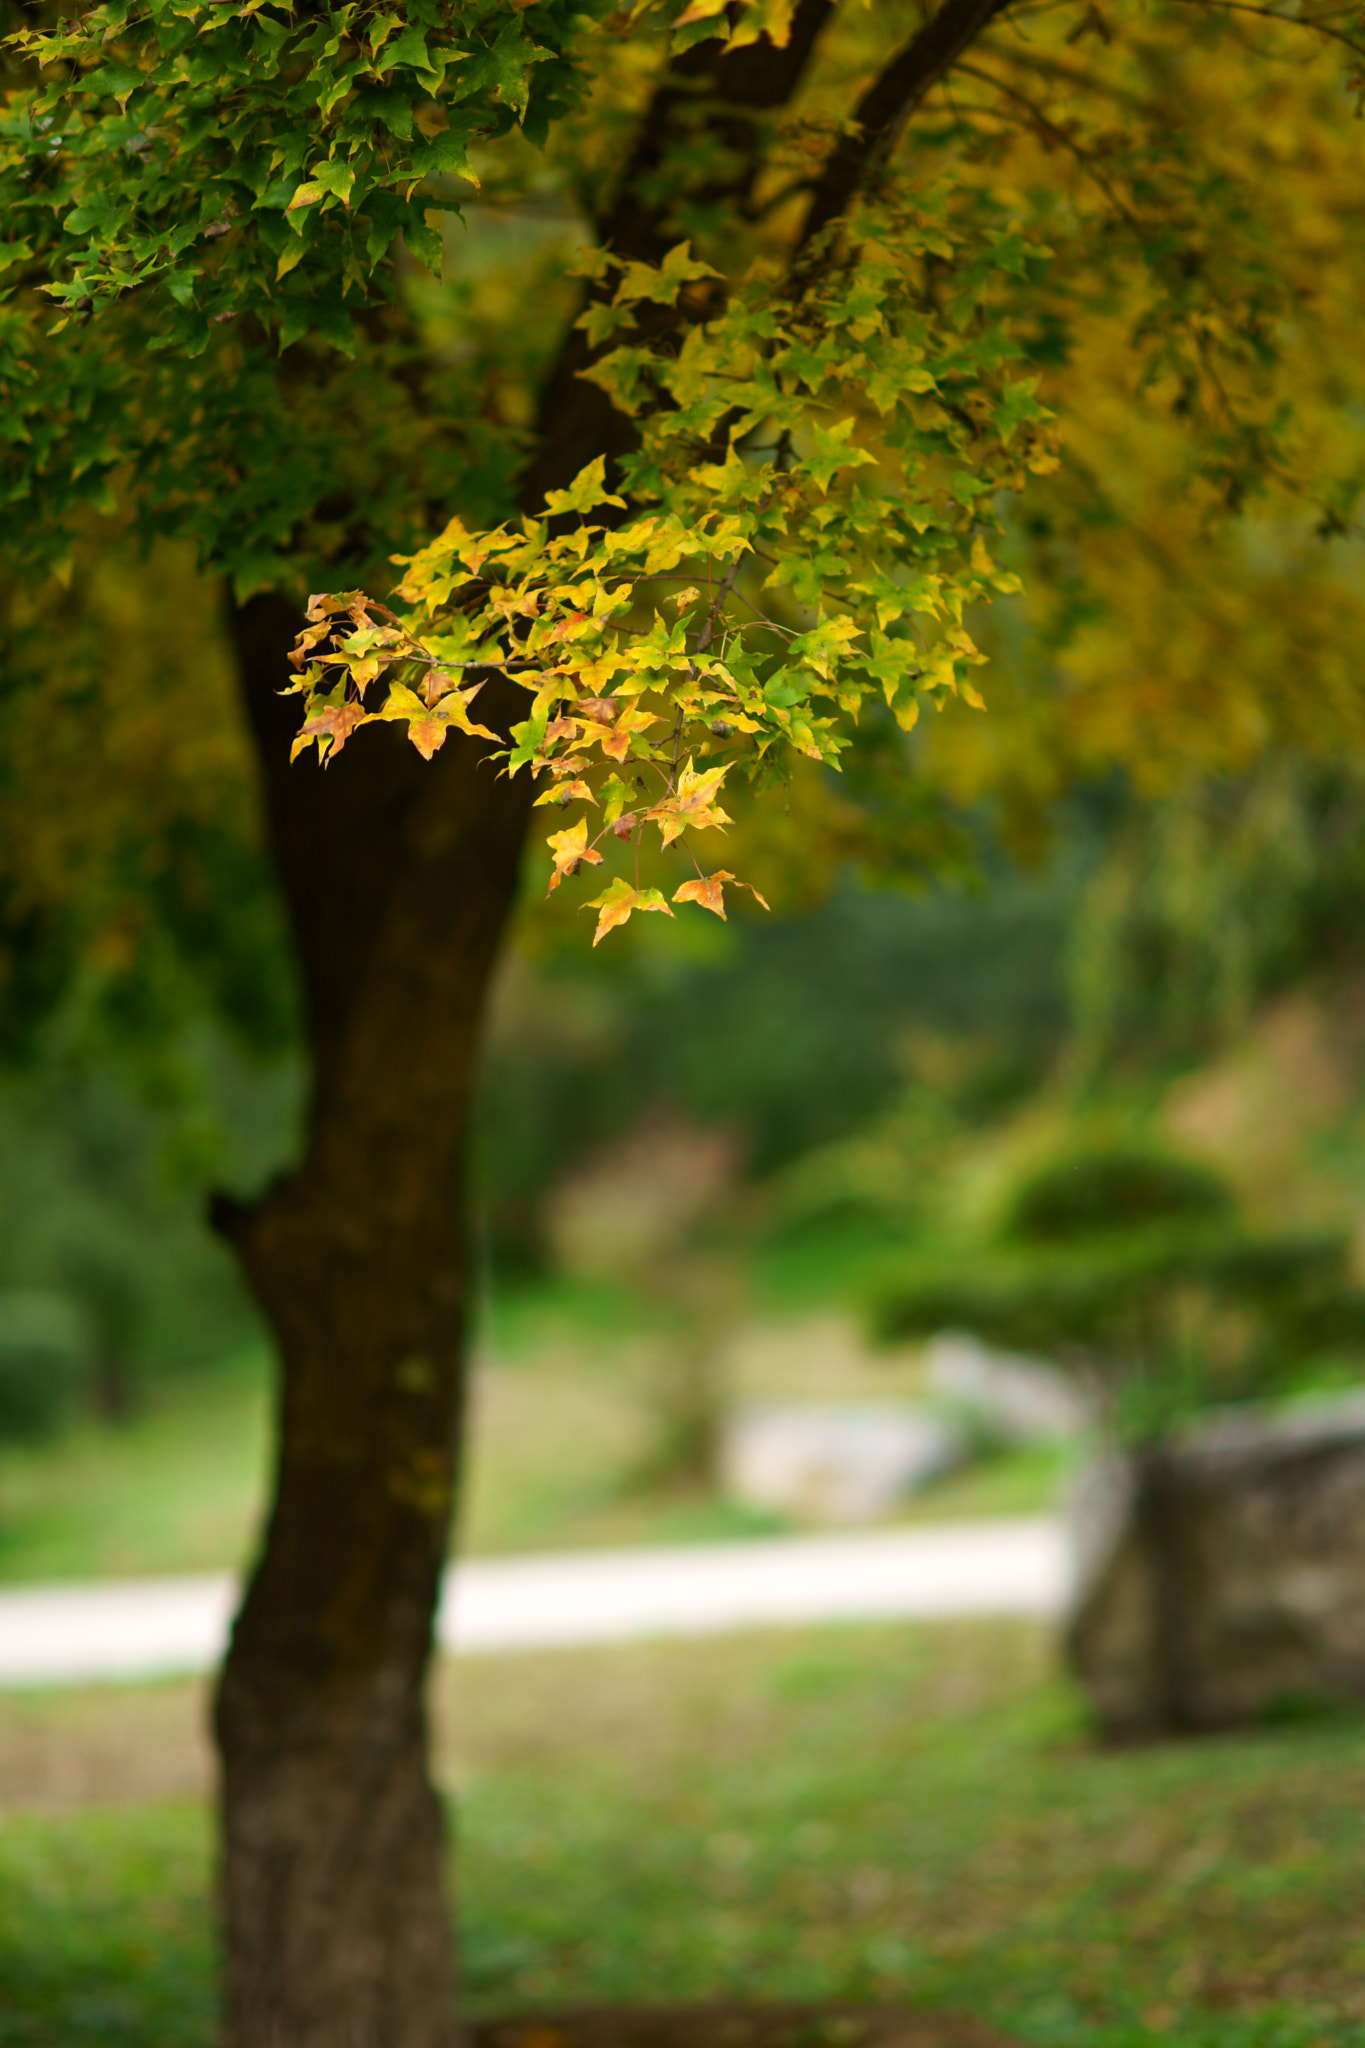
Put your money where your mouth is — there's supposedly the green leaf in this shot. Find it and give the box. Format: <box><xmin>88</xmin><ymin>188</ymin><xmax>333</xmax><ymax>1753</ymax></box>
<box><xmin>83</xmin><ymin>62</ymin><xmax>143</xmax><ymax>101</ymax></box>
<box><xmin>376</xmin><ymin>23</ymin><xmax>434</xmax><ymax>76</ymax></box>
<box><xmin>543</xmin><ymin>455</ymin><xmax>626</xmax><ymax>519</ymax></box>
<box><xmin>404</xmin><ymin>212</ymin><xmax>445</xmax><ymax>278</ymax></box>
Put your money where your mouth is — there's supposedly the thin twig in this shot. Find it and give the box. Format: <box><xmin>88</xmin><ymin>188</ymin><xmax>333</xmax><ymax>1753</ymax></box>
<box><xmin>952</xmin><ymin>59</ymin><xmax>1145</xmax><ymax>231</ymax></box>
<box><xmin>1153</xmin><ymin>0</ymin><xmax>1365</xmax><ymax>56</ymax></box>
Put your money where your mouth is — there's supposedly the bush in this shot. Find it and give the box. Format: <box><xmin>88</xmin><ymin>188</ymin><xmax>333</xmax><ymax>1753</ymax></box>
<box><xmin>1006</xmin><ymin>1146</ymin><xmax>1233</xmax><ymax>1243</ymax></box>
<box><xmin>876</xmin><ymin>1143</ymin><xmax>1365</xmax><ymax>1438</ymax></box>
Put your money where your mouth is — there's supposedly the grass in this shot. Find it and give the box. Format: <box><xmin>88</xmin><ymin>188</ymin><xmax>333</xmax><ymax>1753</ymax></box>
<box><xmin>0</xmin><ymin>1805</ymin><xmax>214</xmax><ymax>2047</ymax></box>
<box><xmin>3</xmin><ymin>1620</ymin><xmax>1365</xmax><ymax>2045</ymax></box>
<box><xmin>0</xmin><ymin>1278</ymin><xmax>1070</xmax><ymax>1584</ymax></box>
<box><xmin>0</xmin><ymin>1351</ymin><xmax>270</xmax><ymax>1585</ymax></box>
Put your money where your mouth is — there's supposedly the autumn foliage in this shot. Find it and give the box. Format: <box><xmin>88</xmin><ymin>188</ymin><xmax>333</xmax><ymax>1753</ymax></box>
<box><xmin>288</xmin><ymin>188</ymin><xmax>1052</xmax><ymax>934</ymax></box>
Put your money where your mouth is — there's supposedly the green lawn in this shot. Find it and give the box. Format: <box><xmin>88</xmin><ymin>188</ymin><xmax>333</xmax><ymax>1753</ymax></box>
<box><xmin>0</xmin><ymin>1281</ymin><xmax>1070</xmax><ymax>1584</ymax></box>
<box><xmin>2</xmin><ymin>1621</ymin><xmax>1363</xmax><ymax>2046</ymax></box>
<box><xmin>0</xmin><ymin>1352</ymin><xmax>270</xmax><ymax>1585</ymax></box>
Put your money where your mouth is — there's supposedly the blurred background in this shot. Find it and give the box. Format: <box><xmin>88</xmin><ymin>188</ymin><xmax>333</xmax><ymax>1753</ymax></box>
<box><xmin>8</xmin><ymin>555</ymin><xmax>1365</xmax><ymax>2048</ymax></box>
<box><xmin>9</xmin><ymin>619</ymin><xmax>1365</xmax><ymax>2040</ymax></box>
<box><xmin>7</xmin><ymin>26</ymin><xmax>1365</xmax><ymax>2034</ymax></box>
<box><xmin>6</xmin><ymin>693</ymin><xmax>1365</xmax><ymax>1571</ymax></box>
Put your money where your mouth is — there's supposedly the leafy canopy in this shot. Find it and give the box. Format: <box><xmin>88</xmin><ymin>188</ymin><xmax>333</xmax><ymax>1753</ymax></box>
<box><xmin>8</xmin><ymin>0</ymin><xmax>1365</xmax><ymax>939</ymax></box>
<box><xmin>289</xmin><ymin>192</ymin><xmax>1052</xmax><ymax>940</ymax></box>
<box><xmin>2</xmin><ymin>0</ymin><xmax>627</xmax><ymax>582</ymax></box>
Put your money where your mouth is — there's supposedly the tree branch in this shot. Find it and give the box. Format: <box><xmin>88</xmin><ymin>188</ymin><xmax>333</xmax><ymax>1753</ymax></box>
<box><xmin>953</xmin><ymin>58</ymin><xmax>1145</xmax><ymax>232</ymax></box>
<box><xmin>799</xmin><ymin>0</ymin><xmax>1017</xmax><ymax>252</ymax></box>
<box><xmin>518</xmin><ymin>0</ymin><xmax>835</xmax><ymax>512</ymax></box>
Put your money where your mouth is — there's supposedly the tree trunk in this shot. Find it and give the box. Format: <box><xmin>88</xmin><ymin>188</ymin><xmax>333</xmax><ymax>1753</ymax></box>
<box><xmin>212</xmin><ymin>595</ymin><xmax>534</xmax><ymax>2047</ymax></box>
<box><xmin>207</xmin><ymin>16</ymin><xmax>838</xmax><ymax>2040</ymax></box>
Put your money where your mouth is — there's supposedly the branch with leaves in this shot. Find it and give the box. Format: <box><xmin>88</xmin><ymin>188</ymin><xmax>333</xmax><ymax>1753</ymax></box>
<box><xmin>288</xmin><ymin>197</ymin><xmax>1051</xmax><ymax>938</ymax></box>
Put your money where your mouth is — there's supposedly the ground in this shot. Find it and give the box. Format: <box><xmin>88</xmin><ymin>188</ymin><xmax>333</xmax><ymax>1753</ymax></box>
<box><xmin>470</xmin><ymin>2004</ymin><xmax>1017</xmax><ymax>2046</ymax></box>
<box><xmin>0</xmin><ymin>1299</ymin><xmax>1070</xmax><ymax>1584</ymax></box>
<box><xmin>2</xmin><ymin>1619</ymin><xmax>1363</xmax><ymax>2047</ymax></box>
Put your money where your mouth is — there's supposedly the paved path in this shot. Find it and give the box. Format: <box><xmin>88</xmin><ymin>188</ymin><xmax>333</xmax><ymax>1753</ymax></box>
<box><xmin>0</xmin><ymin>1517</ymin><xmax>1070</xmax><ymax>1688</ymax></box>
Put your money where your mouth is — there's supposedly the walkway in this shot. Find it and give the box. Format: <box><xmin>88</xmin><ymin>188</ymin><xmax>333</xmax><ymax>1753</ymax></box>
<box><xmin>0</xmin><ymin>1516</ymin><xmax>1070</xmax><ymax>1688</ymax></box>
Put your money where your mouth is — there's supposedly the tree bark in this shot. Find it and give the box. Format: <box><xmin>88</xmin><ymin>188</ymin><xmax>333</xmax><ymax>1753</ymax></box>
<box><xmin>213</xmin><ymin>595</ymin><xmax>534</xmax><ymax>2048</ymax></box>
<box><xmin>206</xmin><ymin>9</ymin><xmax>857</xmax><ymax>2040</ymax></box>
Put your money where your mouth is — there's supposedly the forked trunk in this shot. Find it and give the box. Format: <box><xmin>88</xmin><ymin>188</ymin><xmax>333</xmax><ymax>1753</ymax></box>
<box><xmin>212</xmin><ymin>594</ymin><xmax>533</xmax><ymax>2047</ymax></box>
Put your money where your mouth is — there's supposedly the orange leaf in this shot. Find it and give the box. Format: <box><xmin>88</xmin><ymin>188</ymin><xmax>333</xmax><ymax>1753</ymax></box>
<box><xmin>713</xmin><ymin>868</ymin><xmax>771</xmax><ymax>912</ymax></box>
<box><xmin>601</xmin><ymin>705</ymin><xmax>660</xmax><ymax>762</ymax></box>
<box><xmin>287</xmin><ymin>618</ymin><xmax>335</xmax><ymax>670</ymax></box>
<box><xmin>377</xmin><ymin>681</ymin><xmax>498</xmax><ymax>755</ymax></box>
<box><xmin>406</xmin><ymin>712</ymin><xmax>449</xmax><ymax>760</ymax></box>
<box><xmin>673</xmin><ymin>874</ymin><xmax>726</xmax><ymax>920</ymax></box>
<box><xmin>695</xmin><ymin>872</ymin><xmax>769</xmax><ymax>913</ymax></box>
<box><xmin>292</xmin><ymin>701</ymin><xmax>367</xmax><ymax>762</ymax></box>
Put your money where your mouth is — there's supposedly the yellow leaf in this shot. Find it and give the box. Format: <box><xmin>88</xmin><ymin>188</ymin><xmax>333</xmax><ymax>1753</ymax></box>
<box><xmin>534</xmin><ymin>778</ymin><xmax>596</xmax><ymax>807</ymax></box>
<box><xmin>675</xmin><ymin>870</ymin><xmax>770</xmax><ymax>915</ymax></box>
<box><xmin>584</xmin><ymin>877</ymin><xmax>675</xmax><ymax>945</ymax></box>
<box><xmin>546</xmin><ymin>816</ymin><xmax>604</xmax><ymax>894</ymax></box>
<box><xmin>601</xmin><ymin>705</ymin><xmax>660</xmax><ymax>761</ymax></box>
<box><xmin>375</xmin><ymin>680</ymin><xmax>498</xmax><ymax>756</ymax></box>
<box><xmin>276</xmin><ymin>242</ymin><xmax>305</xmax><ymax>281</ymax></box>
<box><xmin>543</xmin><ymin>454</ymin><xmax>626</xmax><ymax>520</ymax></box>
<box><xmin>647</xmin><ymin>757</ymin><xmax>732</xmax><ymax>846</ymax></box>
<box><xmin>405</xmin><ymin>712</ymin><xmax>449</xmax><ymax>760</ymax></box>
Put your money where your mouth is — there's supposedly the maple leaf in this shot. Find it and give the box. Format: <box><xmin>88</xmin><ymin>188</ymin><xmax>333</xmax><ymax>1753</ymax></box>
<box><xmin>647</xmin><ymin>758</ymin><xmax>732</xmax><ymax>848</ymax></box>
<box><xmin>404</xmin><ymin>711</ymin><xmax>451</xmax><ymax>761</ymax></box>
<box><xmin>287</xmin><ymin>618</ymin><xmax>336</xmax><ymax>670</ymax></box>
<box><xmin>376</xmin><ymin>681</ymin><xmax>498</xmax><ymax>759</ymax></box>
<box><xmin>292</xmin><ymin>699</ymin><xmax>367</xmax><ymax>761</ymax></box>
<box><xmin>672</xmin><ymin>873</ymin><xmax>726</xmax><ymax>919</ymax></box>
<box><xmin>534</xmin><ymin>777</ymin><xmax>597</xmax><ymax>808</ymax></box>
<box><xmin>584</xmin><ymin>876</ymin><xmax>674</xmax><ymax>945</ymax></box>
<box><xmin>671</xmin><ymin>2</ymin><xmax>728</xmax><ymax>33</ymax></box>
<box><xmin>546</xmin><ymin>816</ymin><xmax>604</xmax><ymax>894</ymax></box>
<box><xmin>789</xmin><ymin>612</ymin><xmax>863</xmax><ymax>680</ymax></box>
<box><xmin>543</xmin><ymin>454</ymin><xmax>626</xmax><ymax>520</ymax></box>
<box><xmin>601</xmin><ymin>705</ymin><xmax>661</xmax><ymax>761</ymax></box>
<box><xmin>673</xmin><ymin>869</ymin><xmax>770</xmax><ymax>919</ymax></box>
<box><xmin>599</xmin><ymin>773</ymin><xmax>634</xmax><ymax>825</ymax></box>
<box><xmin>798</xmin><ymin>417</ymin><xmax>876</xmax><ymax>493</ymax></box>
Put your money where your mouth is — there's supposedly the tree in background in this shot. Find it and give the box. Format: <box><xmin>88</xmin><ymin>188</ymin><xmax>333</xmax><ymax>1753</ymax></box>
<box><xmin>5</xmin><ymin>0</ymin><xmax>1365</xmax><ymax>2039</ymax></box>
<box><xmin>878</xmin><ymin>1143</ymin><xmax>1365</xmax><ymax>1433</ymax></box>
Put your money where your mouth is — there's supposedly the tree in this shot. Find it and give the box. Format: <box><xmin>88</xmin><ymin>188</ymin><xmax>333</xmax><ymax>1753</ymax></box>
<box><xmin>5</xmin><ymin>0</ymin><xmax>1365</xmax><ymax>2040</ymax></box>
<box><xmin>878</xmin><ymin>1142</ymin><xmax>1365</xmax><ymax>1435</ymax></box>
